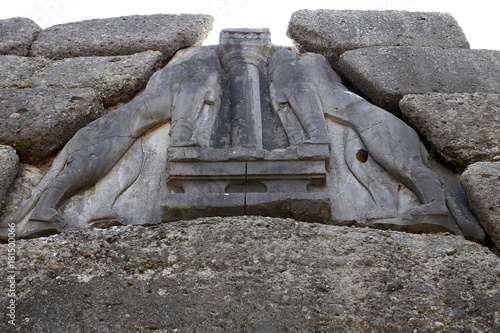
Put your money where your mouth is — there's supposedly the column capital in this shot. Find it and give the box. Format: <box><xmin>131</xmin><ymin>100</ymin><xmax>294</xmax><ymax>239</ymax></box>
<box><xmin>219</xmin><ymin>28</ymin><xmax>272</xmax><ymax>72</ymax></box>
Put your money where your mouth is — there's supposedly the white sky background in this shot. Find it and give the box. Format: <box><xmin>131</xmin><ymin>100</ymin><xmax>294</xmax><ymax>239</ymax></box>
<box><xmin>1</xmin><ymin>0</ymin><xmax>498</xmax><ymax>50</ymax></box>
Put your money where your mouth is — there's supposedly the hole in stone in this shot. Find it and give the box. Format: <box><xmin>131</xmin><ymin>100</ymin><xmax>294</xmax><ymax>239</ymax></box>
<box><xmin>167</xmin><ymin>182</ymin><xmax>185</xmax><ymax>194</ymax></box>
<box><xmin>247</xmin><ymin>182</ymin><xmax>267</xmax><ymax>193</ymax></box>
<box><xmin>356</xmin><ymin>149</ymin><xmax>369</xmax><ymax>163</ymax></box>
<box><xmin>307</xmin><ymin>180</ymin><xmax>326</xmax><ymax>193</ymax></box>
<box><xmin>225</xmin><ymin>182</ymin><xmax>246</xmax><ymax>193</ymax></box>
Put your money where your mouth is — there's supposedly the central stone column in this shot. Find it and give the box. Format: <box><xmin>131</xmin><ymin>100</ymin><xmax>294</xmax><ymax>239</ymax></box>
<box><xmin>219</xmin><ymin>29</ymin><xmax>272</xmax><ymax>149</ymax></box>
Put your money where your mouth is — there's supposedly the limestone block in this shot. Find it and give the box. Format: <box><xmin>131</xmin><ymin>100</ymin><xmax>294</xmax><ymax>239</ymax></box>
<box><xmin>0</xmin><ymin>216</ymin><xmax>498</xmax><ymax>332</ymax></box>
<box><xmin>339</xmin><ymin>47</ymin><xmax>500</xmax><ymax>113</ymax></box>
<box><xmin>0</xmin><ymin>88</ymin><xmax>104</xmax><ymax>164</ymax></box>
<box><xmin>0</xmin><ymin>17</ymin><xmax>42</xmax><ymax>56</ymax></box>
<box><xmin>32</xmin><ymin>50</ymin><xmax>163</xmax><ymax>106</ymax></box>
<box><xmin>287</xmin><ymin>10</ymin><xmax>469</xmax><ymax>71</ymax></box>
<box><xmin>0</xmin><ymin>51</ymin><xmax>162</xmax><ymax>107</ymax></box>
<box><xmin>0</xmin><ymin>145</ymin><xmax>19</xmax><ymax>210</ymax></box>
<box><xmin>30</xmin><ymin>14</ymin><xmax>213</xmax><ymax>60</ymax></box>
<box><xmin>400</xmin><ymin>93</ymin><xmax>500</xmax><ymax>170</ymax></box>
<box><xmin>460</xmin><ymin>162</ymin><xmax>500</xmax><ymax>248</ymax></box>
<box><xmin>0</xmin><ymin>55</ymin><xmax>48</xmax><ymax>88</ymax></box>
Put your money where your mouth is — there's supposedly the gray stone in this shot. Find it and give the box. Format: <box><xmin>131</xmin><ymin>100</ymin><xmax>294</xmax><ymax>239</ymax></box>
<box><xmin>30</xmin><ymin>14</ymin><xmax>213</xmax><ymax>60</ymax></box>
<box><xmin>460</xmin><ymin>162</ymin><xmax>500</xmax><ymax>248</ymax></box>
<box><xmin>0</xmin><ymin>145</ymin><xmax>19</xmax><ymax>210</ymax></box>
<box><xmin>269</xmin><ymin>47</ymin><xmax>479</xmax><ymax>239</ymax></box>
<box><xmin>0</xmin><ymin>51</ymin><xmax>162</xmax><ymax>107</ymax></box>
<box><xmin>0</xmin><ymin>162</ymin><xmax>48</xmax><ymax>220</ymax></box>
<box><xmin>0</xmin><ymin>47</ymin><xmax>218</xmax><ymax>235</ymax></box>
<box><xmin>0</xmin><ymin>31</ymin><xmax>483</xmax><ymax>242</ymax></box>
<box><xmin>287</xmin><ymin>10</ymin><xmax>469</xmax><ymax>71</ymax></box>
<box><xmin>269</xmin><ymin>46</ymin><xmax>329</xmax><ymax>147</ymax></box>
<box><xmin>0</xmin><ymin>216</ymin><xmax>498</xmax><ymax>332</ymax></box>
<box><xmin>32</xmin><ymin>50</ymin><xmax>163</xmax><ymax>106</ymax></box>
<box><xmin>0</xmin><ymin>88</ymin><xmax>104</xmax><ymax>164</ymax></box>
<box><xmin>0</xmin><ymin>55</ymin><xmax>47</xmax><ymax>88</ymax></box>
<box><xmin>400</xmin><ymin>93</ymin><xmax>500</xmax><ymax>170</ymax></box>
<box><xmin>339</xmin><ymin>47</ymin><xmax>500</xmax><ymax>113</ymax></box>
<box><xmin>427</xmin><ymin>158</ymin><xmax>485</xmax><ymax>243</ymax></box>
<box><xmin>0</xmin><ymin>17</ymin><xmax>42</xmax><ymax>56</ymax></box>
<box><xmin>164</xmin><ymin>30</ymin><xmax>331</xmax><ymax>224</ymax></box>
<box><xmin>219</xmin><ymin>29</ymin><xmax>273</xmax><ymax>149</ymax></box>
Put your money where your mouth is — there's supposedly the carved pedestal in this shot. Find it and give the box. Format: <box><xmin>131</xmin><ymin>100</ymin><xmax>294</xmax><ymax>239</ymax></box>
<box><xmin>164</xmin><ymin>146</ymin><xmax>330</xmax><ymax>222</ymax></box>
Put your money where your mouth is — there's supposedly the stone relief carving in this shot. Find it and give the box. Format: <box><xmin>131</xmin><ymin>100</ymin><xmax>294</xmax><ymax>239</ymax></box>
<box><xmin>0</xmin><ymin>29</ymin><xmax>485</xmax><ymax>242</ymax></box>
<box><xmin>269</xmin><ymin>49</ymin><xmax>331</xmax><ymax>146</ymax></box>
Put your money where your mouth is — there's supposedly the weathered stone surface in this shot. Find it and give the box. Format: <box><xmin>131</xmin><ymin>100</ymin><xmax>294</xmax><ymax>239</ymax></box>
<box><xmin>0</xmin><ymin>17</ymin><xmax>42</xmax><ymax>56</ymax></box>
<box><xmin>339</xmin><ymin>47</ymin><xmax>500</xmax><ymax>113</ymax></box>
<box><xmin>0</xmin><ymin>145</ymin><xmax>19</xmax><ymax>210</ymax></box>
<box><xmin>0</xmin><ymin>216</ymin><xmax>498</xmax><ymax>332</ymax></box>
<box><xmin>0</xmin><ymin>51</ymin><xmax>162</xmax><ymax>106</ymax></box>
<box><xmin>0</xmin><ymin>88</ymin><xmax>104</xmax><ymax>164</ymax></box>
<box><xmin>0</xmin><ymin>55</ymin><xmax>47</xmax><ymax>88</ymax></box>
<box><xmin>30</xmin><ymin>14</ymin><xmax>213</xmax><ymax>60</ymax></box>
<box><xmin>0</xmin><ymin>162</ymin><xmax>48</xmax><ymax>220</ymax></box>
<box><xmin>287</xmin><ymin>10</ymin><xmax>469</xmax><ymax>71</ymax></box>
<box><xmin>0</xmin><ymin>41</ymin><xmax>483</xmax><ymax>242</ymax></box>
<box><xmin>400</xmin><ymin>93</ymin><xmax>500</xmax><ymax>170</ymax></box>
<box><xmin>460</xmin><ymin>162</ymin><xmax>500</xmax><ymax>248</ymax></box>
<box><xmin>32</xmin><ymin>50</ymin><xmax>163</xmax><ymax>106</ymax></box>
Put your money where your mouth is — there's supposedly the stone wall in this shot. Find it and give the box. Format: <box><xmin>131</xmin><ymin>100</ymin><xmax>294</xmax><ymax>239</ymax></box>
<box><xmin>0</xmin><ymin>11</ymin><xmax>499</xmax><ymax>331</ymax></box>
<box><xmin>288</xmin><ymin>9</ymin><xmax>499</xmax><ymax>248</ymax></box>
<box><xmin>0</xmin><ymin>14</ymin><xmax>213</xmax><ymax>209</ymax></box>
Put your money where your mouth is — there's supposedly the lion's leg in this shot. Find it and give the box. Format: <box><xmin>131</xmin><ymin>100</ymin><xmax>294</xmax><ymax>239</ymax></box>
<box><xmin>361</xmin><ymin>122</ymin><xmax>449</xmax><ymax>217</ymax></box>
<box><xmin>287</xmin><ymin>91</ymin><xmax>329</xmax><ymax>144</ymax></box>
<box><xmin>28</xmin><ymin>169</ymin><xmax>78</xmax><ymax>222</ymax></box>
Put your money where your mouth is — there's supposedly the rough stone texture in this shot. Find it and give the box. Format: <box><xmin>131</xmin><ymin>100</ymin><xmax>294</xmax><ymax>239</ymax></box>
<box><xmin>287</xmin><ymin>10</ymin><xmax>469</xmax><ymax>71</ymax></box>
<box><xmin>0</xmin><ymin>17</ymin><xmax>42</xmax><ymax>56</ymax></box>
<box><xmin>0</xmin><ymin>55</ymin><xmax>47</xmax><ymax>89</ymax></box>
<box><xmin>0</xmin><ymin>51</ymin><xmax>162</xmax><ymax>106</ymax></box>
<box><xmin>0</xmin><ymin>162</ymin><xmax>48</xmax><ymax>220</ymax></box>
<box><xmin>0</xmin><ymin>216</ymin><xmax>498</xmax><ymax>332</ymax></box>
<box><xmin>460</xmin><ymin>162</ymin><xmax>500</xmax><ymax>249</ymax></box>
<box><xmin>32</xmin><ymin>50</ymin><xmax>163</xmax><ymax>106</ymax></box>
<box><xmin>30</xmin><ymin>14</ymin><xmax>214</xmax><ymax>60</ymax></box>
<box><xmin>339</xmin><ymin>46</ymin><xmax>500</xmax><ymax>114</ymax></box>
<box><xmin>0</xmin><ymin>145</ymin><xmax>19</xmax><ymax>210</ymax></box>
<box><xmin>0</xmin><ymin>44</ymin><xmax>483</xmax><ymax>241</ymax></box>
<box><xmin>400</xmin><ymin>93</ymin><xmax>500</xmax><ymax>170</ymax></box>
<box><xmin>0</xmin><ymin>88</ymin><xmax>104</xmax><ymax>164</ymax></box>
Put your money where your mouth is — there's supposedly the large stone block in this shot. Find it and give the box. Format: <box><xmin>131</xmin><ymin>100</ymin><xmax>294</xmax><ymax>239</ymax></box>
<box><xmin>32</xmin><ymin>50</ymin><xmax>163</xmax><ymax>106</ymax></box>
<box><xmin>287</xmin><ymin>10</ymin><xmax>469</xmax><ymax>71</ymax></box>
<box><xmin>0</xmin><ymin>17</ymin><xmax>42</xmax><ymax>56</ymax></box>
<box><xmin>400</xmin><ymin>93</ymin><xmax>500</xmax><ymax>170</ymax></box>
<box><xmin>339</xmin><ymin>47</ymin><xmax>500</xmax><ymax>113</ymax></box>
<box><xmin>0</xmin><ymin>55</ymin><xmax>48</xmax><ymax>89</ymax></box>
<box><xmin>30</xmin><ymin>14</ymin><xmax>213</xmax><ymax>60</ymax></box>
<box><xmin>0</xmin><ymin>51</ymin><xmax>162</xmax><ymax>106</ymax></box>
<box><xmin>0</xmin><ymin>145</ymin><xmax>19</xmax><ymax>210</ymax></box>
<box><xmin>0</xmin><ymin>88</ymin><xmax>104</xmax><ymax>164</ymax></box>
<box><xmin>460</xmin><ymin>162</ymin><xmax>500</xmax><ymax>248</ymax></box>
<box><xmin>0</xmin><ymin>216</ymin><xmax>498</xmax><ymax>332</ymax></box>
